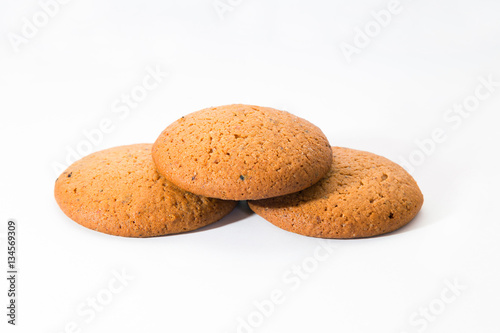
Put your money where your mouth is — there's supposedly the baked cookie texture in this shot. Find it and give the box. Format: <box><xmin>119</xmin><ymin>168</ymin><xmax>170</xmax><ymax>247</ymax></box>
<box><xmin>248</xmin><ymin>147</ymin><xmax>423</xmax><ymax>238</ymax></box>
<box><xmin>152</xmin><ymin>104</ymin><xmax>333</xmax><ymax>200</ymax></box>
<box><xmin>54</xmin><ymin>144</ymin><xmax>237</xmax><ymax>237</ymax></box>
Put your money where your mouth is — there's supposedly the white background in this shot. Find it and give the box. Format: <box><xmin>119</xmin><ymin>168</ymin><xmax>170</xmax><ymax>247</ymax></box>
<box><xmin>1</xmin><ymin>0</ymin><xmax>500</xmax><ymax>332</ymax></box>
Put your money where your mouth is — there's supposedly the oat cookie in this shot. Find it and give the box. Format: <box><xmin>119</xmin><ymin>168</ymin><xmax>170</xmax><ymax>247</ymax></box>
<box><xmin>248</xmin><ymin>147</ymin><xmax>423</xmax><ymax>238</ymax></box>
<box><xmin>152</xmin><ymin>104</ymin><xmax>332</xmax><ymax>200</ymax></box>
<box><xmin>54</xmin><ymin>144</ymin><xmax>237</xmax><ymax>237</ymax></box>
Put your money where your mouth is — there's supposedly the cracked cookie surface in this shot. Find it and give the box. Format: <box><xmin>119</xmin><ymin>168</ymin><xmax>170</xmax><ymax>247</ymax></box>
<box><xmin>248</xmin><ymin>147</ymin><xmax>423</xmax><ymax>238</ymax></box>
<box><xmin>54</xmin><ymin>144</ymin><xmax>237</xmax><ymax>237</ymax></box>
<box><xmin>152</xmin><ymin>104</ymin><xmax>332</xmax><ymax>200</ymax></box>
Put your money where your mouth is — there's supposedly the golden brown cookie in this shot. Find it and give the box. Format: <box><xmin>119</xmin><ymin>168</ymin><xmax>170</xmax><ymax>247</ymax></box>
<box><xmin>248</xmin><ymin>147</ymin><xmax>423</xmax><ymax>238</ymax></box>
<box><xmin>152</xmin><ymin>104</ymin><xmax>332</xmax><ymax>200</ymax></box>
<box><xmin>54</xmin><ymin>144</ymin><xmax>237</xmax><ymax>237</ymax></box>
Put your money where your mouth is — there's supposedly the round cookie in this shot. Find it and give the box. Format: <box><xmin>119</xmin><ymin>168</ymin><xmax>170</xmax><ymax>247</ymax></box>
<box><xmin>248</xmin><ymin>147</ymin><xmax>423</xmax><ymax>238</ymax></box>
<box><xmin>152</xmin><ymin>104</ymin><xmax>333</xmax><ymax>200</ymax></box>
<box><xmin>54</xmin><ymin>144</ymin><xmax>237</xmax><ymax>237</ymax></box>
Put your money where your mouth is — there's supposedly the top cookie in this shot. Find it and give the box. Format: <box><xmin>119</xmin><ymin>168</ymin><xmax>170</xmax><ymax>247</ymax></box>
<box><xmin>248</xmin><ymin>147</ymin><xmax>423</xmax><ymax>238</ymax></box>
<box><xmin>54</xmin><ymin>144</ymin><xmax>237</xmax><ymax>237</ymax></box>
<box><xmin>152</xmin><ymin>104</ymin><xmax>333</xmax><ymax>200</ymax></box>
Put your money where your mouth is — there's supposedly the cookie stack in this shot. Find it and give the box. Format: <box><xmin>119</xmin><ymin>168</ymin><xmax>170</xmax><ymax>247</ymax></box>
<box><xmin>54</xmin><ymin>104</ymin><xmax>423</xmax><ymax>238</ymax></box>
